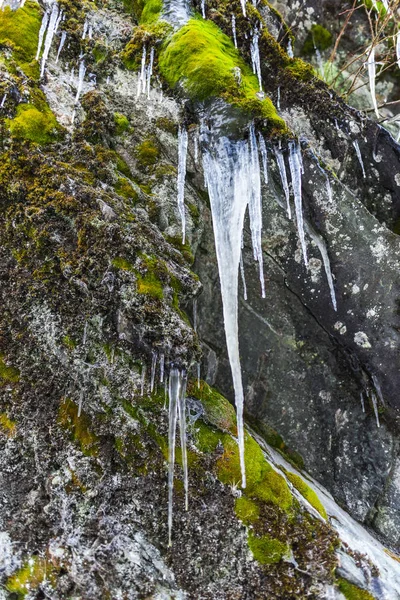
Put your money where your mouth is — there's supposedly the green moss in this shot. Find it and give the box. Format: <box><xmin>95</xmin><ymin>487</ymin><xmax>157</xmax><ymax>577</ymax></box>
<box><xmin>114</xmin><ymin>177</ymin><xmax>138</xmax><ymax>201</ymax></box>
<box><xmin>6</xmin><ymin>557</ymin><xmax>58</xmax><ymax>598</ymax></box>
<box><xmin>248</xmin><ymin>533</ymin><xmax>289</xmax><ymax>564</ymax></box>
<box><xmin>58</xmin><ymin>398</ymin><xmax>100</xmax><ymax>457</ymax></box>
<box><xmin>8</xmin><ymin>104</ymin><xmax>59</xmax><ymax>145</ymax></box>
<box><xmin>284</xmin><ymin>470</ymin><xmax>327</xmax><ymax>519</ymax></box>
<box><xmin>0</xmin><ymin>356</ymin><xmax>20</xmax><ymax>383</ymax></box>
<box><xmin>62</xmin><ymin>335</ymin><xmax>77</xmax><ymax>350</ymax></box>
<box><xmin>140</xmin><ymin>0</ymin><xmax>163</xmax><ymax>24</ymax></box>
<box><xmin>285</xmin><ymin>58</ymin><xmax>315</xmax><ymax>82</ymax></box>
<box><xmin>136</xmin><ymin>138</ymin><xmax>160</xmax><ymax>167</ymax></box>
<box><xmin>0</xmin><ymin>1</ymin><xmax>42</xmax><ymax>73</ymax></box>
<box><xmin>114</xmin><ymin>112</ymin><xmax>130</xmax><ymax>135</ymax></box>
<box><xmin>0</xmin><ymin>413</ymin><xmax>16</xmax><ymax>437</ymax></box>
<box><xmin>337</xmin><ymin>578</ymin><xmax>375</xmax><ymax>600</ymax></box>
<box><xmin>303</xmin><ymin>24</ymin><xmax>333</xmax><ymax>54</ymax></box>
<box><xmin>158</xmin><ymin>18</ymin><xmax>287</xmax><ymax>130</ymax></box>
<box><xmin>195</xmin><ymin>420</ymin><xmax>222</xmax><ymax>453</ymax></box>
<box><xmin>235</xmin><ymin>496</ymin><xmax>260</xmax><ymax>524</ymax></box>
<box><xmin>156</xmin><ymin>116</ymin><xmax>178</xmax><ymax>135</ymax></box>
<box><xmin>188</xmin><ymin>380</ymin><xmax>237</xmax><ymax>433</ymax></box>
<box><xmin>93</xmin><ymin>42</ymin><xmax>108</xmax><ymax>64</ymax></box>
<box><xmin>112</xmin><ymin>256</ymin><xmax>135</xmax><ymax>271</ymax></box>
<box><xmin>165</xmin><ymin>234</ymin><xmax>194</xmax><ymax>264</ymax></box>
<box><xmin>136</xmin><ymin>271</ymin><xmax>164</xmax><ymax>299</ymax></box>
<box><xmin>363</xmin><ymin>0</ymin><xmax>387</xmax><ymax>15</ymax></box>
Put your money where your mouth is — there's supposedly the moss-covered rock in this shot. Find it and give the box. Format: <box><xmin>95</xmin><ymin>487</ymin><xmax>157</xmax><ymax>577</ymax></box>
<box><xmin>0</xmin><ymin>0</ymin><xmax>42</xmax><ymax>73</ymax></box>
<box><xmin>284</xmin><ymin>470</ymin><xmax>327</xmax><ymax>519</ymax></box>
<box><xmin>8</xmin><ymin>104</ymin><xmax>60</xmax><ymax>145</ymax></box>
<box><xmin>248</xmin><ymin>533</ymin><xmax>290</xmax><ymax>565</ymax></box>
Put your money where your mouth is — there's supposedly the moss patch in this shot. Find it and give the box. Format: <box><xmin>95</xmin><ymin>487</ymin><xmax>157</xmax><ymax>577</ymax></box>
<box><xmin>136</xmin><ymin>138</ymin><xmax>160</xmax><ymax>168</ymax></box>
<box><xmin>0</xmin><ymin>356</ymin><xmax>20</xmax><ymax>383</ymax></box>
<box><xmin>0</xmin><ymin>413</ymin><xmax>16</xmax><ymax>437</ymax></box>
<box><xmin>8</xmin><ymin>104</ymin><xmax>59</xmax><ymax>145</ymax></box>
<box><xmin>6</xmin><ymin>556</ymin><xmax>58</xmax><ymax>598</ymax></box>
<box><xmin>112</xmin><ymin>256</ymin><xmax>135</xmax><ymax>271</ymax></box>
<box><xmin>235</xmin><ymin>496</ymin><xmax>260</xmax><ymax>524</ymax></box>
<box><xmin>114</xmin><ymin>112</ymin><xmax>130</xmax><ymax>135</ymax></box>
<box><xmin>58</xmin><ymin>398</ymin><xmax>100</xmax><ymax>457</ymax></box>
<box><xmin>140</xmin><ymin>0</ymin><xmax>163</xmax><ymax>24</ymax></box>
<box><xmin>0</xmin><ymin>0</ymin><xmax>42</xmax><ymax>72</ymax></box>
<box><xmin>337</xmin><ymin>578</ymin><xmax>375</xmax><ymax>600</ymax></box>
<box><xmin>303</xmin><ymin>24</ymin><xmax>333</xmax><ymax>54</ymax></box>
<box><xmin>284</xmin><ymin>470</ymin><xmax>327</xmax><ymax>519</ymax></box>
<box><xmin>188</xmin><ymin>380</ymin><xmax>237</xmax><ymax>433</ymax></box>
<box><xmin>114</xmin><ymin>177</ymin><xmax>138</xmax><ymax>201</ymax></box>
<box><xmin>136</xmin><ymin>271</ymin><xmax>164</xmax><ymax>299</ymax></box>
<box><xmin>248</xmin><ymin>533</ymin><xmax>289</xmax><ymax>564</ymax></box>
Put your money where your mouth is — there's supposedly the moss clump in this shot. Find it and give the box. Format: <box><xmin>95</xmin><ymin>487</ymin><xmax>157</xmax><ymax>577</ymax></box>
<box><xmin>303</xmin><ymin>24</ymin><xmax>333</xmax><ymax>54</ymax></box>
<box><xmin>0</xmin><ymin>356</ymin><xmax>20</xmax><ymax>383</ymax></box>
<box><xmin>156</xmin><ymin>116</ymin><xmax>178</xmax><ymax>135</ymax></box>
<box><xmin>188</xmin><ymin>380</ymin><xmax>237</xmax><ymax>433</ymax></box>
<box><xmin>158</xmin><ymin>18</ymin><xmax>287</xmax><ymax>130</ymax></box>
<box><xmin>140</xmin><ymin>0</ymin><xmax>163</xmax><ymax>24</ymax></box>
<box><xmin>93</xmin><ymin>42</ymin><xmax>108</xmax><ymax>64</ymax></box>
<box><xmin>114</xmin><ymin>177</ymin><xmax>138</xmax><ymax>201</ymax></box>
<box><xmin>337</xmin><ymin>578</ymin><xmax>375</xmax><ymax>600</ymax></box>
<box><xmin>136</xmin><ymin>271</ymin><xmax>164</xmax><ymax>299</ymax></box>
<box><xmin>62</xmin><ymin>335</ymin><xmax>77</xmax><ymax>350</ymax></box>
<box><xmin>58</xmin><ymin>398</ymin><xmax>100</xmax><ymax>457</ymax></box>
<box><xmin>248</xmin><ymin>533</ymin><xmax>289</xmax><ymax>564</ymax></box>
<box><xmin>136</xmin><ymin>138</ymin><xmax>160</xmax><ymax>167</ymax></box>
<box><xmin>195</xmin><ymin>420</ymin><xmax>222</xmax><ymax>453</ymax></box>
<box><xmin>8</xmin><ymin>104</ymin><xmax>59</xmax><ymax>145</ymax></box>
<box><xmin>6</xmin><ymin>556</ymin><xmax>58</xmax><ymax>598</ymax></box>
<box><xmin>235</xmin><ymin>496</ymin><xmax>260</xmax><ymax>524</ymax></box>
<box><xmin>284</xmin><ymin>470</ymin><xmax>327</xmax><ymax>519</ymax></box>
<box><xmin>114</xmin><ymin>112</ymin><xmax>130</xmax><ymax>135</ymax></box>
<box><xmin>0</xmin><ymin>1</ymin><xmax>42</xmax><ymax>72</ymax></box>
<box><xmin>0</xmin><ymin>413</ymin><xmax>16</xmax><ymax>437</ymax></box>
<box><xmin>112</xmin><ymin>256</ymin><xmax>135</xmax><ymax>271</ymax></box>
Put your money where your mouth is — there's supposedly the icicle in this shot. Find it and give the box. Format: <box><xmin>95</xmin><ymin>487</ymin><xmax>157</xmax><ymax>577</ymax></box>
<box><xmin>277</xmin><ymin>86</ymin><xmax>280</xmax><ymax>111</ymax></box>
<box><xmin>82</xmin><ymin>18</ymin><xmax>88</xmax><ymax>40</ymax></box>
<box><xmin>147</xmin><ymin>46</ymin><xmax>155</xmax><ymax>98</ymax></box>
<box><xmin>54</xmin><ymin>9</ymin><xmax>63</xmax><ymax>34</ymax></box>
<box><xmin>178</xmin><ymin>372</ymin><xmax>189</xmax><ymax>511</ymax></box>
<box><xmin>0</xmin><ymin>93</ymin><xmax>7</xmax><ymax>108</ymax></box>
<box><xmin>137</xmin><ymin>45</ymin><xmax>147</xmax><ymax>98</ymax></box>
<box><xmin>150</xmin><ymin>351</ymin><xmax>157</xmax><ymax>393</ymax></box>
<box><xmin>305</xmin><ymin>224</ymin><xmax>337</xmax><ymax>311</ymax></box>
<box><xmin>36</xmin><ymin>9</ymin><xmax>50</xmax><ymax>61</ymax></box>
<box><xmin>274</xmin><ymin>148</ymin><xmax>291</xmax><ymax>219</ymax></box>
<box><xmin>177</xmin><ymin>125</ymin><xmax>189</xmax><ymax>244</ymax></box>
<box><xmin>56</xmin><ymin>31</ymin><xmax>66</xmax><ymax>63</ymax></box>
<box><xmin>194</xmin><ymin>132</ymin><xmax>199</xmax><ymax>164</ymax></box>
<box><xmin>82</xmin><ymin>321</ymin><xmax>88</xmax><ymax>345</ymax></box>
<box><xmin>160</xmin><ymin>353</ymin><xmax>165</xmax><ymax>383</ymax></box>
<box><xmin>168</xmin><ymin>368</ymin><xmax>181</xmax><ymax>546</ymax></box>
<box><xmin>372</xmin><ymin>374</ymin><xmax>385</xmax><ymax>406</ymax></box>
<box><xmin>360</xmin><ymin>392</ymin><xmax>365</xmax><ymax>413</ymax></box>
<box><xmin>201</xmin><ymin>0</ymin><xmax>205</xmax><ymax>18</ymax></box>
<box><xmin>288</xmin><ymin>142</ymin><xmax>308</xmax><ymax>266</ymax></box>
<box><xmin>75</xmin><ymin>59</ymin><xmax>86</xmax><ymax>104</ymax></box>
<box><xmin>197</xmin><ymin>362</ymin><xmax>201</xmax><ymax>388</ymax></box>
<box><xmin>367</xmin><ymin>45</ymin><xmax>379</xmax><ymax>119</ymax></box>
<box><xmin>248</xmin><ymin>123</ymin><xmax>265</xmax><ymax>298</ymax></box>
<box><xmin>250</xmin><ymin>29</ymin><xmax>262</xmax><ymax>91</ymax></box>
<box><xmin>40</xmin><ymin>3</ymin><xmax>59</xmax><ymax>78</ymax></box>
<box><xmin>232</xmin><ymin>14</ymin><xmax>238</xmax><ymax>48</ymax></box>
<box><xmin>258</xmin><ymin>132</ymin><xmax>268</xmax><ymax>184</ymax></box>
<box><xmin>240</xmin><ymin>252</ymin><xmax>248</xmax><ymax>300</ymax></box>
<box><xmin>371</xmin><ymin>391</ymin><xmax>380</xmax><ymax>428</ymax></box>
<box><xmin>396</xmin><ymin>31</ymin><xmax>400</xmax><ymax>69</ymax></box>
<box><xmin>296</xmin><ymin>143</ymin><xmax>305</xmax><ymax>175</ymax></box>
<box><xmin>88</xmin><ymin>25</ymin><xmax>93</xmax><ymax>40</ymax></box>
<box><xmin>240</xmin><ymin>0</ymin><xmax>246</xmax><ymax>17</ymax></box>
<box><xmin>353</xmin><ymin>140</ymin><xmax>366</xmax><ymax>179</ymax></box>
<box><xmin>287</xmin><ymin>39</ymin><xmax>294</xmax><ymax>58</ymax></box>
<box><xmin>193</xmin><ymin>298</ymin><xmax>198</xmax><ymax>333</ymax></box>
<box><xmin>140</xmin><ymin>364</ymin><xmax>146</xmax><ymax>396</ymax></box>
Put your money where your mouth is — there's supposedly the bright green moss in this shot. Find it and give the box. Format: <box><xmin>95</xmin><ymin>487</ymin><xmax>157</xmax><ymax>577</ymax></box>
<box><xmin>140</xmin><ymin>0</ymin><xmax>163</xmax><ymax>24</ymax></box>
<box><xmin>136</xmin><ymin>272</ymin><xmax>164</xmax><ymax>299</ymax></box>
<box><xmin>6</xmin><ymin>557</ymin><xmax>58</xmax><ymax>598</ymax></box>
<box><xmin>58</xmin><ymin>398</ymin><xmax>100</xmax><ymax>457</ymax></box>
<box><xmin>114</xmin><ymin>112</ymin><xmax>130</xmax><ymax>135</ymax></box>
<box><xmin>0</xmin><ymin>356</ymin><xmax>20</xmax><ymax>383</ymax></box>
<box><xmin>158</xmin><ymin>18</ymin><xmax>287</xmax><ymax>130</ymax></box>
<box><xmin>248</xmin><ymin>533</ymin><xmax>289</xmax><ymax>564</ymax></box>
<box><xmin>8</xmin><ymin>104</ymin><xmax>59</xmax><ymax>145</ymax></box>
<box><xmin>188</xmin><ymin>380</ymin><xmax>237</xmax><ymax>433</ymax></box>
<box><xmin>114</xmin><ymin>177</ymin><xmax>138</xmax><ymax>201</ymax></box>
<box><xmin>195</xmin><ymin>420</ymin><xmax>222</xmax><ymax>453</ymax></box>
<box><xmin>303</xmin><ymin>24</ymin><xmax>333</xmax><ymax>54</ymax></box>
<box><xmin>62</xmin><ymin>335</ymin><xmax>77</xmax><ymax>350</ymax></box>
<box><xmin>235</xmin><ymin>496</ymin><xmax>260</xmax><ymax>524</ymax></box>
<box><xmin>93</xmin><ymin>42</ymin><xmax>108</xmax><ymax>64</ymax></box>
<box><xmin>363</xmin><ymin>0</ymin><xmax>387</xmax><ymax>15</ymax></box>
<box><xmin>337</xmin><ymin>578</ymin><xmax>375</xmax><ymax>600</ymax></box>
<box><xmin>284</xmin><ymin>470</ymin><xmax>327</xmax><ymax>519</ymax></box>
<box><xmin>112</xmin><ymin>256</ymin><xmax>135</xmax><ymax>271</ymax></box>
<box><xmin>0</xmin><ymin>413</ymin><xmax>16</xmax><ymax>437</ymax></box>
<box><xmin>136</xmin><ymin>138</ymin><xmax>160</xmax><ymax>167</ymax></box>
<box><xmin>0</xmin><ymin>1</ymin><xmax>42</xmax><ymax>71</ymax></box>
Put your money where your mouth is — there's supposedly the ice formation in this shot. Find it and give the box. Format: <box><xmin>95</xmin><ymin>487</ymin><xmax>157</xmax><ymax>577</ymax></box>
<box><xmin>177</xmin><ymin>125</ymin><xmax>189</xmax><ymax>243</ymax></box>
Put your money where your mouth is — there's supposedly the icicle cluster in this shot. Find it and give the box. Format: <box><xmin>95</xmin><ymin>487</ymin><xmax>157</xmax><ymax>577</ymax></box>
<box><xmin>37</xmin><ymin>3</ymin><xmax>63</xmax><ymax>78</ymax></box>
<box><xmin>136</xmin><ymin>46</ymin><xmax>155</xmax><ymax>98</ymax></box>
<box><xmin>289</xmin><ymin>142</ymin><xmax>308</xmax><ymax>266</ymax></box>
<box><xmin>177</xmin><ymin>126</ymin><xmax>189</xmax><ymax>243</ymax></box>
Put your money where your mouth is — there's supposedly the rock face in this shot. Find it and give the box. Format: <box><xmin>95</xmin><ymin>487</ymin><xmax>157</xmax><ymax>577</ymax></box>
<box><xmin>1</xmin><ymin>0</ymin><xmax>400</xmax><ymax>598</ymax></box>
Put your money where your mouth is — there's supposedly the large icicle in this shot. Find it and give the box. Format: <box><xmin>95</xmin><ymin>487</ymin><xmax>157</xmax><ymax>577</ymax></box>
<box><xmin>367</xmin><ymin>45</ymin><xmax>379</xmax><ymax>119</ymax></box>
<box><xmin>177</xmin><ymin>125</ymin><xmax>189</xmax><ymax>243</ymax></box>
<box><xmin>250</xmin><ymin>29</ymin><xmax>262</xmax><ymax>91</ymax></box>
<box><xmin>201</xmin><ymin>0</ymin><xmax>205</xmax><ymax>18</ymax></box>
<box><xmin>137</xmin><ymin>45</ymin><xmax>147</xmax><ymax>97</ymax></box>
<box><xmin>56</xmin><ymin>31</ymin><xmax>67</xmax><ymax>63</ymax></box>
<box><xmin>240</xmin><ymin>0</ymin><xmax>246</xmax><ymax>17</ymax></box>
<box><xmin>40</xmin><ymin>2</ymin><xmax>59</xmax><ymax>78</ymax></box>
<box><xmin>146</xmin><ymin>46</ymin><xmax>155</xmax><ymax>98</ymax></box>
<box><xmin>168</xmin><ymin>369</ymin><xmax>180</xmax><ymax>546</ymax></box>
<box><xmin>288</xmin><ymin>142</ymin><xmax>308</xmax><ymax>266</ymax></box>
<box><xmin>258</xmin><ymin>132</ymin><xmax>268</xmax><ymax>184</ymax></box>
<box><xmin>274</xmin><ymin>148</ymin><xmax>291</xmax><ymax>219</ymax></box>
<box><xmin>75</xmin><ymin>59</ymin><xmax>86</xmax><ymax>104</ymax></box>
<box><xmin>178</xmin><ymin>373</ymin><xmax>189</xmax><ymax>511</ymax></box>
<box><xmin>248</xmin><ymin>123</ymin><xmax>265</xmax><ymax>298</ymax></box>
<box><xmin>36</xmin><ymin>9</ymin><xmax>50</xmax><ymax>61</ymax></box>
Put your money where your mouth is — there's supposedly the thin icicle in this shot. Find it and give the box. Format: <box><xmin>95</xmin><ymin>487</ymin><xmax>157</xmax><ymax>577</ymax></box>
<box><xmin>296</xmin><ymin>143</ymin><xmax>305</xmax><ymax>175</ymax></box>
<box><xmin>40</xmin><ymin>3</ymin><xmax>59</xmax><ymax>78</ymax></box>
<box><xmin>197</xmin><ymin>362</ymin><xmax>201</xmax><ymax>388</ymax></box>
<box><xmin>178</xmin><ymin>372</ymin><xmax>189</xmax><ymax>511</ymax></box>
<box><xmin>287</xmin><ymin>39</ymin><xmax>294</xmax><ymax>58</ymax></box>
<box><xmin>240</xmin><ymin>252</ymin><xmax>248</xmax><ymax>301</ymax></box>
<box><xmin>367</xmin><ymin>45</ymin><xmax>379</xmax><ymax>119</ymax></box>
<box><xmin>248</xmin><ymin>123</ymin><xmax>265</xmax><ymax>298</ymax></box>
<box><xmin>250</xmin><ymin>29</ymin><xmax>262</xmax><ymax>91</ymax></box>
<box><xmin>353</xmin><ymin>140</ymin><xmax>366</xmax><ymax>179</ymax></box>
<box><xmin>0</xmin><ymin>93</ymin><xmax>7</xmax><ymax>108</ymax></box>
<box><xmin>194</xmin><ymin>131</ymin><xmax>199</xmax><ymax>164</ymax></box>
<box><xmin>396</xmin><ymin>31</ymin><xmax>400</xmax><ymax>69</ymax></box>
<box><xmin>56</xmin><ymin>31</ymin><xmax>66</xmax><ymax>63</ymax></box>
<box><xmin>288</xmin><ymin>142</ymin><xmax>308</xmax><ymax>266</ymax></box>
<box><xmin>168</xmin><ymin>369</ymin><xmax>181</xmax><ymax>546</ymax></box>
<box><xmin>177</xmin><ymin>125</ymin><xmax>189</xmax><ymax>243</ymax></box>
<box><xmin>137</xmin><ymin>45</ymin><xmax>147</xmax><ymax>98</ymax></box>
<box><xmin>82</xmin><ymin>18</ymin><xmax>89</xmax><ymax>40</ymax></box>
<box><xmin>371</xmin><ymin>391</ymin><xmax>380</xmax><ymax>428</ymax></box>
<box><xmin>150</xmin><ymin>351</ymin><xmax>157</xmax><ymax>393</ymax></box>
<box><xmin>193</xmin><ymin>298</ymin><xmax>198</xmax><ymax>333</ymax></box>
<box><xmin>258</xmin><ymin>132</ymin><xmax>268</xmax><ymax>184</ymax></box>
<box><xmin>147</xmin><ymin>46</ymin><xmax>155</xmax><ymax>98</ymax></box>
<box><xmin>360</xmin><ymin>392</ymin><xmax>365</xmax><ymax>413</ymax></box>
<box><xmin>140</xmin><ymin>364</ymin><xmax>146</xmax><ymax>397</ymax></box>
<box><xmin>240</xmin><ymin>0</ymin><xmax>246</xmax><ymax>17</ymax></box>
<box><xmin>54</xmin><ymin>9</ymin><xmax>63</xmax><ymax>34</ymax></box>
<box><xmin>372</xmin><ymin>374</ymin><xmax>385</xmax><ymax>406</ymax></box>
<box><xmin>274</xmin><ymin>147</ymin><xmax>291</xmax><ymax>219</ymax></box>
<box><xmin>201</xmin><ymin>0</ymin><xmax>205</xmax><ymax>18</ymax></box>
<box><xmin>277</xmin><ymin>86</ymin><xmax>280</xmax><ymax>110</ymax></box>
<box><xmin>160</xmin><ymin>353</ymin><xmax>165</xmax><ymax>383</ymax></box>
<box><xmin>75</xmin><ymin>59</ymin><xmax>86</xmax><ymax>104</ymax></box>
<box><xmin>36</xmin><ymin>9</ymin><xmax>50</xmax><ymax>61</ymax></box>
<box><xmin>232</xmin><ymin>14</ymin><xmax>238</xmax><ymax>48</ymax></box>
<box><xmin>305</xmin><ymin>224</ymin><xmax>337</xmax><ymax>311</ymax></box>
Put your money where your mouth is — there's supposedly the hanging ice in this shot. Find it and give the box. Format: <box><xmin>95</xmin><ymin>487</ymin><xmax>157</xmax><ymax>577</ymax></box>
<box><xmin>40</xmin><ymin>2</ymin><xmax>59</xmax><ymax>78</ymax></box>
<box><xmin>305</xmin><ymin>224</ymin><xmax>337</xmax><ymax>311</ymax></box>
<box><xmin>240</xmin><ymin>0</ymin><xmax>246</xmax><ymax>17</ymax></box>
<box><xmin>367</xmin><ymin>45</ymin><xmax>379</xmax><ymax>119</ymax></box>
<box><xmin>140</xmin><ymin>364</ymin><xmax>146</xmax><ymax>396</ymax></box>
<box><xmin>232</xmin><ymin>14</ymin><xmax>238</xmax><ymax>48</ymax></box>
<box><xmin>194</xmin><ymin>131</ymin><xmax>199</xmax><ymax>164</ymax></box>
<box><xmin>289</xmin><ymin>142</ymin><xmax>308</xmax><ymax>266</ymax></box>
<box><xmin>274</xmin><ymin>147</ymin><xmax>291</xmax><ymax>219</ymax></box>
<box><xmin>150</xmin><ymin>351</ymin><xmax>157</xmax><ymax>393</ymax></box>
<box><xmin>248</xmin><ymin>123</ymin><xmax>265</xmax><ymax>298</ymax></box>
<box><xmin>353</xmin><ymin>140</ymin><xmax>366</xmax><ymax>179</ymax></box>
<box><xmin>193</xmin><ymin>298</ymin><xmax>198</xmax><ymax>333</ymax></box>
<box><xmin>0</xmin><ymin>93</ymin><xmax>7</xmax><ymax>108</ymax></box>
<box><xmin>82</xmin><ymin>18</ymin><xmax>88</xmax><ymax>40</ymax></box>
<box><xmin>287</xmin><ymin>39</ymin><xmax>294</xmax><ymax>58</ymax></box>
<box><xmin>177</xmin><ymin>125</ymin><xmax>188</xmax><ymax>243</ymax></box>
<box><xmin>372</xmin><ymin>374</ymin><xmax>385</xmax><ymax>406</ymax></box>
<box><xmin>160</xmin><ymin>353</ymin><xmax>165</xmax><ymax>383</ymax></box>
<box><xmin>178</xmin><ymin>372</ymin><xmax>188</xmax><ymax>511</ymax></box>
<box><xmin>75</xmin><ymin>59</ymin><xmax>86</xmax><ymax>104</ymax></box>
<box><xmin>137</xmin><ymin>45</ymin><xmax>147</xmax><ymax>98</ymax></box>
<box><xmin>240</xmin><ymin>252</ymin><xmax>248</xmax><ymax>300</ymax></box>
<box><xmin>258</xmin><ymin>132</ymin><xmax>268</xmax><ymax>184</ymax></box>
<box><xmin>396</xmin><ymin>31</ymin><xmax>400</xmax><ymax>69</ymax></box>
<box><xmin>277</xmin><ymin>86</ymin><xmax>280</xmax><ymax>110</ymax></box>
<box><xmin>147</xmin><ymin>46</ymin><xmax>155</xmax><ymax>98</ymax></box>
<box><xmin>201</xmin><ymin>0</ymin><xmax>205</xmax><ymax>18</ymax></box>
<box><xmin>56</xmin><ymin>31</ymin><xmax>66</xmax><ymax>63</ymax></box>
<box><xmin>36</xmin><ymin>9</ymin><xmax>50</xmax><ymax>61</ymax></box>
<box><xmin>371</xmin><ymin>391</ymin><xmax>380</xmax><ymax>428</ymax></box>
<box><xmin>250</xmin><ymin>29</ymin><xmax>262</xmax><ymax>91</ymax></box>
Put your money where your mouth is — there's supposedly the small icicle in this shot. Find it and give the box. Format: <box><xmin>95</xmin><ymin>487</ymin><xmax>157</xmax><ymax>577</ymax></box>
<box><xmin>40</xmin><ymin>3</ymin><xmax>59</xmax><ymax>78</ymax></box>
<box><xmin>56</xmin><ymin>31</ymin><xmax>66</xmax><ymax>63</ymax></box>
<box><xmin>197</xmin><ymin>362</ymin><xmax>201</xmax><ymax>388</ymax></box>
<box><xmin>360</xmin><ymin>392</ymin><xmax>365</xmax><ymax>413</ymax></box>
<box><xmin>177</xmin><ymin>125</ymin><xmax>189</xmax><ymax>243</ymax></box>
<box><xmin>88</xmin><ymin>25</ymin><xmax>93</xmax><ymax>40</ymax></box>
<box><xmin>353</xmin><ymin>140</ymin><xmax>366</xmax><ymax>179</ymax></box>
<box><xmin>367</xmin><ymin>45</ymin><xmax>379</xmax><ymax>119</ymax></box>
<box><xmin>201</xmin><ymin>0</ymin><xmax>206</xmax><ymax>18</ymax></box>
<box><xmin>372</xmin><ymin>374</ymin><xmax>385</xmax><ymax>406</ymax></box>
<box><xmin>54</xmin><ymin>9</ymin><xmax>63</xmax><ymax>34</ymax></box>
<box><xmin>82</xmin><ymin>18</ymin><xmax>88</xmax><ymax>40</ymax></box>
<box><xmin>250</xmin><ymin>29</ymin><xmax>262</xmax><ymax>91</ymax></box>
<box><xmin>232</xmin><ymin>14</ymin><xmax>238</xmax><ymax>48</ymax></box>
<box><xmin>160</xmin><ymin>353</ymin><xmax>165</xmax><ymax>383</ymax></box>
<box><xmin>248</xmin><ymin>123</ymin><xmax>265</xmax><ymax>298</ymax></box>
<box><xmin>137</xmin><ymin>45</ymin><xmax>147</xmax><ymax>98</ymax></box>
<box><xmin>305</xmin><ymin>224</ymin><xmax>337</xmax><ymax>311</ymax></box>
<box><xmin>178</xmin><ymin>372</ymin><xmax>189</xmax><ymax>511</ymax></box>
<box><xmin>296</xmin><ymin>143</ymin><xmax>305</xmax><ymax>175</ymax></box>
<box><xmin>240</xmin><ymin>252</ymin><xmax>248</xmax><ymax>301</ymax></box>
<box><xmin>147</xmin><ymin>46</ymin><xmax>155</xmax><ymax>98</ymax></box>
<box><xmin>193</xmin><ymin>298</ymin><xmax>198</xmax><ymax>333</ymax></box>
<box><xmin>140</xmin><ymin>364</ymin><xmax>146</xmax><ymax>396</ymax></box>
<box><xmin>287</xmin><ymin>39</ymin><xmax>294</xmax><ymax>58</ymax></box>
<box><xmin>0</xmin><ymin>93</ymin><xmax>7</xmax><ymax>108</ymax></box>
<box><xmin>274</xmin><ymin>148</ymin><xmax>291</xmax><ymax>219</ymax></box>
<box><xmin>371</xmin><ymin>391</ymin><xmax>380</xmax><ymax>428</ymax></box>
<box><xmin>396</xmin><ymin>31</ymin><xmax>400</xmax><ymax>69</ymax></box>
<box><xmin>75</xmin><ymin>59</ymin><xmax>86</xmax><ymax>104</ymax></box>
<box><xmin>150</xmin><ymin>351</ymin><xmax>157</xmax><ymax>393</ymax></box>
<box><xmin>168</xmin><ymin>368</ymin><xmax>181</xmax><ymax>546</ymax></box>
<box><xmin>240</xmin><ymin>0</ymin><xmax>246</xmax><ymax>17</ymax></box>
<box><xmin>277</xmin><ymin>86</ymin><xmax>280</xmax><ymax>111</ymax></box>
<box><xmin>258</xmin><ymin>132</ymin><xmax>268</xmax><ymax>184</ymax></box>
<box><xmin>194</xmin><ymin>131</ymin><xmax>199</xmax><ymax>164</ymax></box>
<box><xmin>36</xmin><ymin>9</ymin><xmax>50</xmax><ymax>61</ymax></box>
<box><xmin>288</xmin><ymin>142</ymin><xmax>308</xmax><ymax>266</ymax></box>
